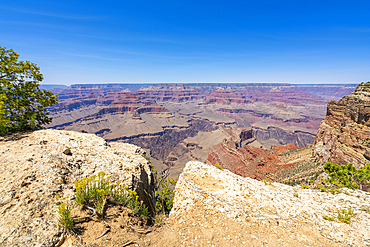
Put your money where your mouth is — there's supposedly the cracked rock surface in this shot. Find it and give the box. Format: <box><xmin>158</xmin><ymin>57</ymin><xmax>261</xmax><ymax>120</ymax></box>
<box><xmin>0</xmin><ymin>129</ymin><xmax>154</xmax><ymax>247</ymax></box>
<box><xmin>170</xmin><ymin>161</ymin><xmax>370</xmax><ymax>246</ymax></box>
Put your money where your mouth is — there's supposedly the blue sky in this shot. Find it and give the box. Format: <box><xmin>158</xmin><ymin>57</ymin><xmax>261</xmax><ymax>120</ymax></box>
<box><xmin>1</xmin><ymin>0</ymin><xmax>370</xmax><ymax>85</ymax></box>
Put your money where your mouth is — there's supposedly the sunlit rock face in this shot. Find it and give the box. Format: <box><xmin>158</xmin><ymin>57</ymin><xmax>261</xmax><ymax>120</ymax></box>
<box><xmin>0</xmin><ymin>129</ymin><xmax>154</xmax><ymax>246</ymax></box>
<box><xmin>171</xmin><ymin>161</ymin><xmax>370</xmax><ymax>246</ymax></box>
<box><xmin>314</xmin><ymin>82</ymin><xmax>370</xmax><ymax>167</ymax></box>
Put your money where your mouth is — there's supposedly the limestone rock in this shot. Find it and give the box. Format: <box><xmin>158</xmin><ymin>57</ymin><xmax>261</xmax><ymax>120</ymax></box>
<box><xmin>171</xmin><ymin>161</ymin><xmax>370</xmax><ymax>246</ymax></box>
<box><xmin>0</xmin><ymin>129</ymin><xmax>154</xmax><ymax>247</ymax></box>
<box><xmin>313</xmin><ymin>82</ymin><xmax>370</xmax><ymax>167</ymax></box>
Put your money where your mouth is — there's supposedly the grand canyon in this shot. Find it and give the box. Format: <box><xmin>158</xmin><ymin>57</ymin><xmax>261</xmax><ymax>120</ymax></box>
<box><xmin>45</xmin><ymin>83</ymin><xmax>357</xmax><ymax>179</ymax></box>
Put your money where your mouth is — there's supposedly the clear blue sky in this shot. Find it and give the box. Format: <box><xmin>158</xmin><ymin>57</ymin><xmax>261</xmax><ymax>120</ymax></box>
<box><xmin>1</xmin><ymin>0</ymin><xmax>370</xmax><ymax>85</ymax></box>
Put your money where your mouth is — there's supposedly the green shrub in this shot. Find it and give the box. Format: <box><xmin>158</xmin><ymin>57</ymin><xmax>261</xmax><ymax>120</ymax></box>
<box><xmin>320</xmin><ymin>162</ymin><xmax>370</xmax><ymax>191</ymax></box>
<box><xmin>155</xmin><ymin>177</ymin><xmax>176</xmax><ymax>214</ymax></box>
<box><xmin>215</xmin><ymin>163</ymin><xmax>223</xmax><ymax>170</ymax></box>
<box><xmin>361</xmin><ymin>207</ymin><xmax>370</xmax><ymax>214</ymax></box>
<box><xmin>322</xmin><ymin>215</ymin><xmax>335</xmax><ymax>221</ymax></box>
<box><xmin>301</xmin><ymin>184</ymin><xmax>310</xmax><ymax>189</ymax></box>
<box><xmin>263</xmin><ymin>178</ymin><xmax>272</xmax><ymax>185</ymax></box>
<box><xmin>322</xmin><ymin>208</ymin><xmax>355</xmax><ymax>224</ymax></box>
<box><xmin>74</xmin><ymin>171</ymin><xmax>149</xmax><ymax>217</ymax></box>
<box><xmin>151</xmin><ymin>165</ymin><xmax>177</xmax><ymax>215</ymax></box>
<box><xmin>337</xmin><ymin>208</ymin><xmax>355</xmax><ymax>224</ymax></box>
<box><xmin>56</xmin><ymin>196</ymin><xmax>74</xmax><ymax>230</ymax></box>
<box><xmin>294</xmin><ymin>193</ymin><xmax>299</xmax><ymax>198</ymax></box>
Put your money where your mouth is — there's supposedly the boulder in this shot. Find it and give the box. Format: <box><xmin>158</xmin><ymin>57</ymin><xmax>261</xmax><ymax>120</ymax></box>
<box><xmin>0</xmin><ymin>129</ymin><xmax>154</xmax><ymax>247</ymax></box>
<box><xmin>171</xmin><ymin>161</ymin><xmax>370</xmax><ymax>246</ymax></box>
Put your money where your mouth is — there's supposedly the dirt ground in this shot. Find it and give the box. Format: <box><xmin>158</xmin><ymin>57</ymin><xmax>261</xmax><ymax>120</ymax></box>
<box><xmin>61</xmin><ymin>203</ymin><xmax>344</xmax><ymax>247</ymax></box>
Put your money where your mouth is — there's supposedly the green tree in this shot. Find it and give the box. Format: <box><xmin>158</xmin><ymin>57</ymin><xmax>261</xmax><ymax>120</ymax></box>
<box><xmin>0</xmin><ymin>46</ymin><xmax>57</xmax><ymax>133</ymax></box>
<box><xmin>322</xmin><ymin>162</ymin><xmax>370</xmax><ymax>191</ymax></box>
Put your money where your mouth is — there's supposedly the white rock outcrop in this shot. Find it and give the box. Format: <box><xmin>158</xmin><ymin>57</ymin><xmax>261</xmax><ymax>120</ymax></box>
<box><xmin>0</xmin><ymin>129</ymin><xmax>154</xmax><ymax>247</ymax></box>
<box><xmin>172</xmin><ymin>161</ymin><xmax>370</xmax><ymax>246</ymax></box>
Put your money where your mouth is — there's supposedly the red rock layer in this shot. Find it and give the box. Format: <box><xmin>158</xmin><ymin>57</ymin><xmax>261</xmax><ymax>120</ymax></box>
<box><xmin>139</xmin><ymin>85</ymin><xmax>204</xmax><ymax>102</ymax></box>
<box><xmin>207</xmin><ymin>137</ymin><xmax>302</xmax><ymax>180</ymax></box>
<box><xmin>205</xmin><ymin>89</ymin><xmax>251</xmax><ymax>104</ymax></box>
<box><xmin>98</xmin><ymin>91</ymin><xmax>168</xmax><ymax>115</ymax></box>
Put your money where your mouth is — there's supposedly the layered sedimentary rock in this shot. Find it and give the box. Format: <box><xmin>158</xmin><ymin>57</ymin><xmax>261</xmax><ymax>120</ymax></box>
<box><xmin>205</xmin><ymin>88</ymin><xmax>251</xmax><ymax>104</ymax></box>
<box><xmin>139</xmin><ymin>84</ymin><xmax>204</xmax><ymax>102</ymax></box>
<box><xmin>48</xmin><ymin>83</ymin><xmax>357</xmax><ymax>180</ymax></box>
<box><xmin>252</xmin><ymin>87</ymin><xmax>327</xmax><ymax>106</ymax></box>
<box><xmin>207</xmin><ymin>136</ymin><xmax>305</xmax><ymax>180</ymax></box>
<box><xmin>97</xmin><ymin>91</ymin><xmax>168</xmax><ymax>115</ymax></box>
<box><xmin>171</xmin><ymin>161</ymin><xmax>370</xmax><ymax>246</ymax></box>
<box><xmin>252</xmin><ymin>125</ymin><xmax>316</xmax><ymax>147</ymax></box>
<box><xmin>57</xmin><ymin>84</ymin><xmax>152</xmax><ymax>100</ymax></box>
<box><xmin>0</xmin><ymin>129</ymin><xmax>155</xmax><ymax>246</ymax></box>
<box><xmin>314</xmin><ymin>82</ymin><xmax>370</xmax><ymax>167</ymax></box>
<box><xmin>206</xmin><ymin>123</ymin><xmax>321</xmax><ymax>181</ymax></box>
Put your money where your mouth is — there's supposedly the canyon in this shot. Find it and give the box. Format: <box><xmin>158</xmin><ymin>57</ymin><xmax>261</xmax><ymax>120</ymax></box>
<box><xmin>46</xmin><ymin>83</ymin><xmax>357</xmax><ymax>178</ymax></box>
<box><xmin>2</xmin><ymin>83</ymin><xmax>370</xmax><ymax>246</ymax></box>
<box><xmin>2</xmin><ymin>130</ymin><xmax>370</xmax><ymax>246</ymax></box>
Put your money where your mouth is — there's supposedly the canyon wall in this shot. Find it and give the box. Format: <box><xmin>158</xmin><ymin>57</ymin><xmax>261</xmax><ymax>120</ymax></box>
<box><xmin>313</xmin><ymin>82</ymin><xmax>370</xmax><ymax>167</ymax></box>
<box><xmin>252</xmin><ymin>126</ymin><xmax>316</xmax><ymax>147</ymax></box>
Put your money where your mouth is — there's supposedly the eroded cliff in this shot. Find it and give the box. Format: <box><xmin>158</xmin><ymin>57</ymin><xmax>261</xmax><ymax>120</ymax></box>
<box><xmin>314</xmin><ymin>82</ymin><xmax>370</xmax><ymax>167</ymax></box>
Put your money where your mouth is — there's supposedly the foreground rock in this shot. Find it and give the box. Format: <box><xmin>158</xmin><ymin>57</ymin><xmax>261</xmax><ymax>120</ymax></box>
<box><xmin>0</xmin><ymin>129</ymin><xmax>154</xmax><ymax>247</ymax></box>
<box><xmin>169</xmin><ymin>161</ymin><xmax>370</xmax><ymax>246</ymax></box>
<box><xmin>314</xmin><ymin>82</ymin><xmax>370</xmax><ymax>167</ymax></box>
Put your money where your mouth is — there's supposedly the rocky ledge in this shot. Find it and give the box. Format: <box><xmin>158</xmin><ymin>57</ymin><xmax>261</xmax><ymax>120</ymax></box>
<box><xmin>0</xmin><ymin>129</ymin><xmax>154</xmax><ymax>247</ymax></box>
<box><xmin>171</xmin><ymin>161</ymin><xmax>370</xmax><ymax>246</ymax></box>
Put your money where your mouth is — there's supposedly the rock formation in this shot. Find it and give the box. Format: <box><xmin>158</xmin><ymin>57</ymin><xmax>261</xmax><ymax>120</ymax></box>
<box><xmin>139</xmin><ymin>84</ymin><xmax>204</xmax><ymax>102</ymax></box>
<box><xmin>206</xmin><ymin>125</ymin><xmax>321</xmax><ymax>182</ymax></box>
<box><xmin>252</xmin><ymin>125</ymin><xmax>316</xmax><ymax>147</ymax></box>
<box><xmin>47</xmin><ymin>83</ymin><xmax>357</xmax><ymax>180</ymax></box>
<box><xmin>204</xmin><ymin>88</ymin><xmax>251</xmax><ymax>104</ymax></box>
<box><xmin>57</xmin><ymin>83</ymin><xmax>152</xmax><ymax>100</ymax></box>
<box><xmin>97</xmin><ymin>91</ymin><xmax>168</xmax><ymax>115</ymax></box>
<box><xmin>314</xmin><ymin>82</ymin><xmax>370</xmax><ymax>167</ymax></box>
<box><xmin>170</xmin><ymin>161</ymin><xmax>370</xmax><ymax>246</ymax></box>
<box><xmin>0</xmin><ymin>129</ymin><xmax>154</xmax><ymax>246</ymax></box>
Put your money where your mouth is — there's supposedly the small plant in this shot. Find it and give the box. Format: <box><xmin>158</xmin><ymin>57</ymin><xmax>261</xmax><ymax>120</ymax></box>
<box><xmin>337</xmin><ymin>208</ymin><xmax>355</xmax><ymax>224</ymax></box>
<box><xmin>151</xmin><ymin>165</ymin><xmax>177</xmax><ymax>215</ymax></box>
<box><xmin>215</xmin><ymin>163</ymin><xmax>223</xmax><ymax>170</ymax></box>
<box><xmin>56</xmin><ymin>196</ymin><xmax>74</xmax><ymax>230</ymax></box>
<box><xmin>294</xmin><ymin>193</ymin><xmax>299</xmax><ymax>198</ymax></box>
<box><xmin>301</xmin><ymin>184</ymin><xmax>310</xmax><ymax>189</ymax></box>
<box><xmin>263</xmin><ymin>178</ymin><xmax>272</xmax><ymax>185</ymax></box>
<box><xmin>74</xmin><ymin>172</ymin><xmax>150</xmax><ymax>217</ymax></box>
<box><xmin>322</xmin><ymin>215</ymin><xmax>335</xmax><ymax>221</ymax></box>
<box><xmin>318</xmin><ymin>184</ymin><xmax>327</xmax><ymax>192</ymax></box>
<box><xmin>322</xmin><ymin>208</ymin><xmax>355</xmax><ymax>224</ymax></box>
<box><xmin>361</xmin><ymin>207</ymin><xmax>370</xmax><ymax>214</ymax></box>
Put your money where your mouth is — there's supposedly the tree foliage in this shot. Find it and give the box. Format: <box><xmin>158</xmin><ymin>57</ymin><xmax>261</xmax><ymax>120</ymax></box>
<box><xmin>0</xmin><ymin>46</ymin><xmax>57</xmax><ymax>133</ymax></box>
<box><xmin>321</xmin><ymin>162</ymin><xmax>370</xmax><ymax>191</ymax></box>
